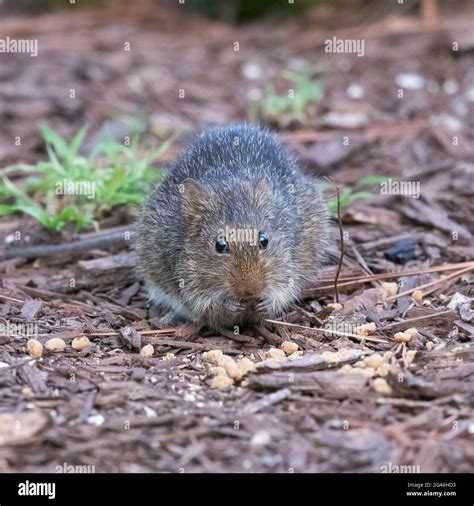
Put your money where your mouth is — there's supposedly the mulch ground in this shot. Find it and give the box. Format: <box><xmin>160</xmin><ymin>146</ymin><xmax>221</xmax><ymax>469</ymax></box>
<box><xmin>0</xmin><ymin>0</ymin><xmax>473</xmax><ymax>472</ymax></box>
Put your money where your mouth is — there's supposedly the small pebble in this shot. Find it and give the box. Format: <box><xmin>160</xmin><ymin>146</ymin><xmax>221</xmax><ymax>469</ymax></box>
<box><xmin>251</xmin><ymin>430</ymin><xmax>271</xmax><ymax>446</ymax></box>
<box><xmin>346</xmin><ymin>83</ymin><xmax>364</xmax><ymax>99</ymax></box>
<box><xmin>27</xmin><ymin>339</ymin><xmax>43</xmax><ymax>358</ymax></box>
<box><xmin>45</xmin><ymin>338</ymin><xmax>66</xmax><ymax>352</ymax></box>
<box><xmin>395</xmin><ymin>72</ymin><xmax>425</xmax><ymax>90</ymax></box>
<box><xmin>140</xmin><ymin>344</ymin><xmax>154</xmax><ymax>357</ymax></box>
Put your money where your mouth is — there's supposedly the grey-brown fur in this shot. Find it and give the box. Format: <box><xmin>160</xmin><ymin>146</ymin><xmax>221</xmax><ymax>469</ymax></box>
<box><xmin>136</xmin><ymin>123</ymin><xmax>330</xmax><ymax>330</ymax></box>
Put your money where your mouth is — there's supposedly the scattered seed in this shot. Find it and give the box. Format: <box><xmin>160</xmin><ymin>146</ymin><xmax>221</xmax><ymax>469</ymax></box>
<box><xmin>267</xmin><ymin>347</ymin><xmax>286</xmax><ymax>359</ymax></box>
<box><xmin>45</xmin><ymin>338</ymin><xmax>66</xmax><ymax>352</ymax></box>
<box><xmin>364</xmin><ymin>353</ymin><xmax>384</xmax><ymax>369</ymax></box>
<box><xmin>372</xmin><ymin>377</ymin><xmax>392</xmax><ymax>394</ymax></box>
<box><xmin>236</xmin><ymin>357</ymin><xmax>256</xmax><ymax>376</ymax></box>
<box><xmin>354</xmin><ymin>322</ymin><xmax>376</xmax><ymax>336</ymax></box>
<box><xmin>381</xmin><ymin>282</ymin><xmax>398</xmax><ymax>298</ymax></box>
<box><xmin>281</xmin><ymin>341</ymin><xmax>299</xmax><ymax>355</ymax></box>
<box><xmin>140</xmin><ymin>344</ymin><xmax>154</xmax><ymax>357</ymax></box>
<box><xmin>406</xmin><ymin>350</ymin><xmax>417</xmax><ymax>366</ymax></box>
<box><xmin>394</xmin><ymin>331</ymin><xmax>411</xmax><ymax>343</ymax></box>
<box><xmin>27</xmin><ymin>339</ymin><xmax>43</xmax><ymax>358</ymax></box>
<box><xmin>412</xmin><ymin>290</ymin><xmax>423</xmax><ymax>301</ymax></box>
<box><xmin>71</xmin><ymin>336</ymin><xmax>91</xmax><ymax>351</ymax></box>
<box><xmin>211</xmin><ymin>375</ymin><xmax>234</xmax><ymax>389</ymax></box>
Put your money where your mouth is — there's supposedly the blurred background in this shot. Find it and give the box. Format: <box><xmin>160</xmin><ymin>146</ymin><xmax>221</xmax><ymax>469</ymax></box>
<box><xmin>0</xmin><ymin>0</ymin><xmax>473</xmax><ymax>236</ymax></box>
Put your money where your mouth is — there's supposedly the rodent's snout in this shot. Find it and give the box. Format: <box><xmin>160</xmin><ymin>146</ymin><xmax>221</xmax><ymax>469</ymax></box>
<box><xmin>234</xmin><ymin>283</ymin><xmax>265</xmax><ymax>312</ymax></box>
<box><xmin>239</xmin><ymin>294</ymin><xmax>263</xmax><ymax>310</ymax></box>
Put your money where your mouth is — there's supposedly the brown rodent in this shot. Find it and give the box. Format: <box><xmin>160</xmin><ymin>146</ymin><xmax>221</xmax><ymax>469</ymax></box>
<box><xmin>136</xmin><ymin>123</ymin><xmax>330</xmax><ymax>331</ymax></box>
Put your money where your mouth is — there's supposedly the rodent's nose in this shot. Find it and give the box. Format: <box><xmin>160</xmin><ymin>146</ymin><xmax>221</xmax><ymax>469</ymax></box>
<box><xmin>239</xmin><ymin>294</ymin><xmax>263</xmax><ymax>310</ymax></box>
<box><xmin>233</xmin><ymin>275</ymin><xmax>265</xmax><ymax>304</ymax></box>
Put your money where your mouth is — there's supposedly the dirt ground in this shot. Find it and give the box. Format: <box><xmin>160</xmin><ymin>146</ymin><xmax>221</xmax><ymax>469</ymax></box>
<box><xmin>0</xmin><ymin>0</ymin><xmax>473</xmax><ymax>473</ymax></box>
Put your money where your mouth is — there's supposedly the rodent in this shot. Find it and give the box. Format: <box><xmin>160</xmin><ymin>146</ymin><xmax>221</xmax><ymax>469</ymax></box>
<box><xmin>136</xmin><ymin>123</ymin><xmax>330</xmax><ymax>331</ymax></box>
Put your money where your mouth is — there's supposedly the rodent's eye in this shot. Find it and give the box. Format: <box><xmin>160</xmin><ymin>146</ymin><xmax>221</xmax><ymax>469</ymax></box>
<box><xmin>259</xmin><ymin>231</ymin><xmax>269</xmax><ymax>249</ymax></box>
<box><xmin>215</xmin><ymin>238</ymin><xmax>229</xmax><ymax>254</ymax></box>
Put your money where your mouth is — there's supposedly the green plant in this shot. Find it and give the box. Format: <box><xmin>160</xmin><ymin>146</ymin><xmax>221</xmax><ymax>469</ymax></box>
<box><xmin>249</xmin><ymin>65</ymin><xmax>323</xmax><ymax>123</ymax></box>
<box><xmin>327</xmin><ymin>176</ymin><xmax>394</xmax><ymax>214</ymax></box>
<box><xmin>0</xmin><ymin>125</ymin><xmax>174</xmax><ymax>232</ymax></box>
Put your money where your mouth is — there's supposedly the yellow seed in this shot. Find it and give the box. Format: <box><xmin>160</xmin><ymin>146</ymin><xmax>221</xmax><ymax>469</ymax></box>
<box><xmin>140</xmin><ymin>344</ymin><xmax>154</xmax><ymax>357</ymax></box>
<box><xmin>394</xmin><ymin>331</ymin><xmax>411</xmax><ymax>343</ymax></box>
<box><xmin>364</xmin><ymin>353</ymin><xmax>384</xmax><ymax>369</ymax></box>
<box><xmin>211</xmin><ymin>375</ymin><xmax>234</xmax><ymax>389</ymax></box>
<box><xmin>209</xmin><ymin>366</ymin><xmax>228</xmax><ymax>377</ymax></box>
<box><xmin>354</xmin><ymin>323</ymin><xmax>376</xmax><ymax>336</ymax></box>
<box><xmin>45</xmin><ymin>338</ymin><xmax>66</xmax><ymax>352</ymax></box>
<box><xmin>71</xmin><ymin>336</ymin><xmax>91</xmax><ymax>351</ymax></box>
<box><xmin>267</xmin><ymin>348</ymin><xmax>286</xmax><ymax>359</ymax></box>
<box><xmin>372</xmin><ymin>378</ymin><xmax>392</xmax><ymax>394</ymax></box>
<box><xmin>281</xmin><ymin>341</ymin><xmax>299</xmax><ymax>355</ymax></box>
<box><xmin>406</xmin><ymin>350</ymin><xmax>417</xmax><ymax>366</ymax></box>
<box><xmin>412</xmin><ymin>290</ymin><xmax>423</xmax><ymax>301</ymax></box>
<box><xmin>26</xmin><ymin>339</ymin><xmax>43</xmax><ymax>358</ymax></box>
<box><xmin>202</xmin><ymin>350</ymin><xmax>224</xmax><ymax>364</ymax></box>
<box><xmin>381</xmin><ymin>282</ymin><xmax>398</xmax><ymax>298</ymax></box>
<box><xmin>236</xmin><ymin>357</ymin><xmax>255</xmax><ymax>376</ymax></box>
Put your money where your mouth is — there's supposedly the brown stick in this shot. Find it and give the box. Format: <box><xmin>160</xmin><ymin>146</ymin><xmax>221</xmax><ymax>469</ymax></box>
<box><xmin>2</xmin><ymin>228</ymin><xmax>137</xmax><ymax>260</ymax></box>
<box><xmin>308</xmin><ymin>261</ymin><xmax>474</xmax><ymax>293</ymax></box>
<box><xmin>334</xmin><ymin>185</ymin><xmax>345</xmax><ymax>304</ymax></box>
<box><xmin>385</xmin><ymin>265</ymin><xmax>474</xmax><ymax>302</ymax></box>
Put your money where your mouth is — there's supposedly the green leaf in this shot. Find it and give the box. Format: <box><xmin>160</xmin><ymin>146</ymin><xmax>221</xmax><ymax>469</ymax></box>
<box><xmin>356</xmin><ymin>175</ymin><xmax>394</xmax><ymax>188</ymax></box>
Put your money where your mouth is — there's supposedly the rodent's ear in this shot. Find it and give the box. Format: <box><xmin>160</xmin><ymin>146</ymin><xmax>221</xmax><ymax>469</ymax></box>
<box><xmin>180</xmin><ymin>179</ymin><xmax>210</xmax><ymax>230</ymax></box>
